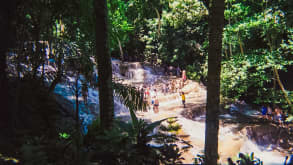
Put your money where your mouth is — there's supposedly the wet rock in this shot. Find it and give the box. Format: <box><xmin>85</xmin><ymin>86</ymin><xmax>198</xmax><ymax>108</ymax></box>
<box><xmin>246</xmin><ymin>124</ymin><xmax>293</xmax><ymax>151</ymax></box>
<box><xmin>119</xmin><ymin>63</ymin><xmax>129</xmax><ymax>76</ymax></box>
<box><xmin>54</xmin><ymin>94</ymin><xmax>75</xmax><ymax>117</ymax></box>
<box><xmin>181</xmin><ymin>104</ymin><xmax>206</xmax><ymax>120</ymax></box>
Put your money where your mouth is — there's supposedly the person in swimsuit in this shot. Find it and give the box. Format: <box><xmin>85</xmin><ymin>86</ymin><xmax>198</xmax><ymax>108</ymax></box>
<box><xmin>154</xmin><ymin>96</ymin><xmax>159</xmax><ymax>113</ymax></box>
<box><xmin>182</xmin><ymin>70</ymin><xmax>187</xmax><ymax>87</ymax></box>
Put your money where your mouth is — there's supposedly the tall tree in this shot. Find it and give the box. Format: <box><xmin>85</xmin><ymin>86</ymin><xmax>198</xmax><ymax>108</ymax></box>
<box><xmin>0</xmin><ymin>0</ymin><xmax>17</xmax><ymax>134</ymax></box>
<box><xmin>94</xmin><ymin>0</ymin><xmax>115</xmax><ymax>130</ymax></box>
<box><xmin>204</xmin><ymin>0</ymin><xmax>225</xmax><ymax>164</ymax></box>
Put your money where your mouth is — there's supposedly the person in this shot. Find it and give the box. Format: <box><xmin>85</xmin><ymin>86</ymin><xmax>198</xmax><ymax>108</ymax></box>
<box><xmin>261</xmin><ymin>105</ymin><xmax>268</xmax><ymax>118</ymax></box>
<box><xmin>182</xmin><ymin>70</ymin><xmax>187</xmax><ymax>86</ymax></box>
<box><xmin>145</xmin><ymin>87</ymin><xmax>151</xmax><ymax>111</ymax></box>
<box><xmin>140</xmin><ymin>86</ymin><xmax>146</xmax><ymax>111</ymax></box>
<box><xmin>162</xmin><ymin>84</ymin><xmax>166</xmax><ymax>95</ymax></box>
<box><xmin>179</xmin><ymin>78</ymin><xmax>183</xmax><ymax>90</ymax></box>
<box><xmin>123</xmin><ymin>52</ymin><xmax>129</xmax><ymax>61</ymax></box>
<box><xmin>153</xmin><ymin>88</ymin><xmax>158</xmax><ymax>97</ymax></box>
<box><xmin>230</xmin><ymin>103</ymin><xmax>238</xmax><ymax>114</ymax></box>
<box><xmin>92</xmin><ymin>67</ymin><xmax>98</xmax><ymax>85</ymax></box>
<box><xmin>175</xmin><ymin>80</ymin><xmax>180</xmax><ymax>93</ymax></box>
<box><xmin>144</xmin><ymin>87</ymin><xmax>150</xmax><ymax>100</ymax></box>
<box><xmin>143</xmin><ymin>88</ymin><xmax>149</xmax><ymax>112</ymax></box>
<box><xmin>176</xmin><ymin>66</ymin><xmax>181</xmax><ymax>77</ymax></box>
<box><xmin>227</xmin><ymin>158</ymin><xmax>235</xmax><ymax>165</ymax></box>
<box><xmin>151</xmin><ymin>95</ymin><xmax>155</xmax><ymax>111</ymax></box>
<box><xmin>154</xmin><ymin>96</ymin><xmax>159</xmax><ymax>113</ymax></box>
<box><xmin>48</xmin><ymin>58</ymin><xmax>56</xmax><ymax>68</ymax></box>
<box><xmin>165</xmin><ymin>83</ymin><xmax>169</xmax><ymax>93</ymax></box>
<box><xmin>168</xmin><ymin>66</ymin><xmax>174</xmax><ymax>76</ymax></box>
<box><xmin>267</xmin><ymin>106</ymin><xmax>273</xmax><ymax>120</ymax></box>
<box><xmin>150</xmin><ymin>88</ymin><xmax>156</xmax><ymax>110</ymax></box>
<box><xmin>171</xmin><ymin>80</ymin><xmax>175</xmax><ymax>93</ymax></box>
<box><xmin>81</xmin><ymin>82</ymin><xmax>88</xmax><ymax>105</ymax></box>
<box><xmin>163</xmin><ymin>65</ymin><xmax>168</xmax><ymax>76</ymax></box>
<box><xmin>274</xmin><ymin>107</ymin><xmax>284</xmax><ymax>127</ymax></box>
<box><xmin>181</xmin><ymin>92</ymin><xmax>186</xmax><ymax>108</ymax></box>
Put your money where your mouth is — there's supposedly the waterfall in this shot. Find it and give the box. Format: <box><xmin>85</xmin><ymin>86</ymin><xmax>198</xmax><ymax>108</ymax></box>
<box><xmin>53</xmin><ymin>59</ymin><xmax>131</xmax><ymax>133</ymax></box>
<box><xmin>52</xmin><ymin>59</ymin><xmax>288</xmax><ymax>164</ymax></box>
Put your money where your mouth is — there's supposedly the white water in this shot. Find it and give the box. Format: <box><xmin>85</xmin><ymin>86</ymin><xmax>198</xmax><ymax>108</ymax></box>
<box><xmin>178</xmin><ymin>114</ymin><xmax>286</xmax><ymax>164</ymax></box>
<box><xmin>124</xmin><ymin>62</ymin><xmax>287</xmax><ymax>164</ymax></box>
<box><xmin>54</xmin><ymin>73</ymin><xmax>130</xmax><ymax>133</ymax></box>
<box><xmin>240</xmin><ymin>140</ymin><xmax>285</xmax><ymax>165</ymax></box>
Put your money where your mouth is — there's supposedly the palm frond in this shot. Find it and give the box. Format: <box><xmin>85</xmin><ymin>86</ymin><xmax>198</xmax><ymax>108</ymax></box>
<box><xmin>113</xmin><ymin>81</ymin><xmax>147</xmax><ymax>112</ymax></box>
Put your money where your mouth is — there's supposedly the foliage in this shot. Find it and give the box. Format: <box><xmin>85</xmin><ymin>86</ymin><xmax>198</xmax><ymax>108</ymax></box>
<box><xmin>4</xmin><ymin>0</ymin><xmax>293</xmax><ymax>164</ymax></box>
<box><xmin>109</xmin><ymin>0</ymin><xmax>293</xmax><ymax>111</ymax></box>
<box><xmin>20</xmin><ymin>136</ymin><xmax>49</xmax><ymax>165</ymax></box>
<box><xmin>194</xmin><ymin>154</ymin><xmax>205</xmax><ymax>165</ymax></box>
<box><xmin>124</xmin><ymin>0</ymin><xmax>208</xmax><ymax>76</ymax></box>
<box><xmin>161</xmin><ymin>117</ymin><xmax>182</xmax><ymax>133</ymax></box>
<box><xmin>234</xmin><ymin>152</ymin><xmax>263</xmax><ymax>165</ymax></box>
<box><xmin>59</xmin><ymin>132</ymin><xmax>70</xmax><ymax>139</ymax></box>
<box><xmin>119</xmin><ymin>0</ymin><xmax>293</xmax><ymax>112</ymax></box>
<box><xmin>220</xmin><ymin>0</ymin><xmax>293</xmax><ymax>111</ymax></box>
<box><xmin>113</xmin><ymin>81</ymin><xmax>147</xmax><ymax>112</ymax></box>
<box><xmin>85</xmin><ymin>111</ymin><xmax>184</xmax><ymax>164</ymax></box>
<box><xmin>167</xmin><ymin>117</ymin><xmax>177</xmax><ymax>124</ymax></box>
<box><xmin>108</xmin><ymin>0</ymin><xmax>134</xmax><ymax>52</ymax></box>
<box><xmin>193</xmin><ymin>152</ymin><xmax>263</xmax><ymax>165</ymax></box>
<box><xmin>142</xmin><ymin>0</ymin><xmax>207</xmax><ymax>68</ymax></box>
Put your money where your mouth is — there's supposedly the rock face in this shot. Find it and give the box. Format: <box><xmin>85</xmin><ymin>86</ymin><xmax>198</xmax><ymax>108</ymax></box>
<box><xmin>54</xmin><ymin>94</ymin><xmax>75</xmax><ymax>117</ymax></box>
<box><xmin>246</xmin><ymin>124</ymin><xmax>293</xmax><ymax>151</ymax></box>
<box><xmin>181</xmin><ymin>104</ymin><xmax>206</xmax><ymax>120</ymax></box>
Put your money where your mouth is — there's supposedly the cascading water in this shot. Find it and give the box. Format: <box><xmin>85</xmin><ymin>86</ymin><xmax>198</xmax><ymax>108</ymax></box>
<box><xmin>53</xmin><ymin>59</ymin><xmax>132</xmax><ymax>133</ymax></box>
<box><xmin>54</xmin><ymin>77</ymin><xmax>131</xmax><ymax>133</ymax></box>
<box><xmin>52</xmin><ymin>59</ymin><xmax>289</xmax><ymax>164</ymax></box>
<box><xmin>120</xmin><ymin>62</ymin><xmax>289</xmax><ymax>164</ymax></box>
<box><xmin>240</xmin><ymin>140</ymin><xmax>285</xmax><ymax>165</ymax></box>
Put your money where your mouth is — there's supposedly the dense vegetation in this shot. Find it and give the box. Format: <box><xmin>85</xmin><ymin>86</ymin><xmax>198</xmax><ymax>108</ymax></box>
<box><xmin>121</xmin><ymin>0</ymin><xmax>293</xmax><ymax>111</ymax></box>
<box><xmin>0</xmin><ymin>0</ymin><xmax>292</xmax><ymax>164</ymax></box>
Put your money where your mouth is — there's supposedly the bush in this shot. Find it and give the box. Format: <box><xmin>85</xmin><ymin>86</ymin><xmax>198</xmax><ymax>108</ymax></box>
<box><xmin>85</xmin><ymin>113</ymin><xmax>184</xmax><ymax>164</ymax></box>
<box><xmin>193</xmin><ymin>152</ymin><xmax>263</xmax><ymax>165</ymax></box>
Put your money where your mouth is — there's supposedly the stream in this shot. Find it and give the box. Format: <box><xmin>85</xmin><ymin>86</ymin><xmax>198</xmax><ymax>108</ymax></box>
<box><xmin>54</xmin><ymin>59</ymin><xmax>291</xmax><ymax>164</ymax></box>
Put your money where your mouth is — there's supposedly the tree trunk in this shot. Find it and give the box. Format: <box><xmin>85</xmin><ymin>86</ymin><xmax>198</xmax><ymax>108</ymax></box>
<box><xmin>75</xmin><ymin>74</ymin><xmax>81</xmax><ymax>164</ymax></box>
<box><xmin>94</xmin><ymin>0</ymin><xmax>114</xmax><ymax>131</ymax></box>
<box><xmin>155</xmin><ymin>8</ymin><xmax>161</xmax><ymax>36</ymax></box>
<box><xmin>0</xmin><ymin>50</ymin><xmax>10</xmax><ymax>131</ymax></box>
<box><xmin>274</xmin><ymin>67</ymin><xmax>292</xmax><ymax>112</ymax></box>
<box><xmin>238</xmin><ymin>33</ymin><xmax>244</xmax><ymax>56</ymax></box>
<box><xmin>0</xmin><ymin>0</ymin><xmax>17</xmax><ymax>133</ymax></box>
<box><xmin>48</xmin><ymin>52</ymin><xmax>63</xmax><ymax>93</ymax></box>
<box><xmin>117</xmin><ymin>37</ymin><xmax>124</xmax><ymax>61</ymax></box>
<box><xmin>204</xmin><ymin>0</ymin><xmax>224</xmax><ymax>164</ymax></box>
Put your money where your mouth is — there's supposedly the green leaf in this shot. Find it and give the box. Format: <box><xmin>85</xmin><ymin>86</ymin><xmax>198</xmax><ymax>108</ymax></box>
<box><xmin>129</xmin><ymin>108</ymin><xmax>138</xmax><ymax>129</ymax></box>
<box><xmin>146</xmin><ymin>117</ymin><xmax>171</xmax><ymax>133</ymax></box>
<box><xmin>59</xmin><ymin>132</ymin><xmax>70</xmax><ymax>139</ymax></box>
<box><xmin>25</xmin><ymin>14</ymin><xmax>32</xmax><ymax>19</ymax></box>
